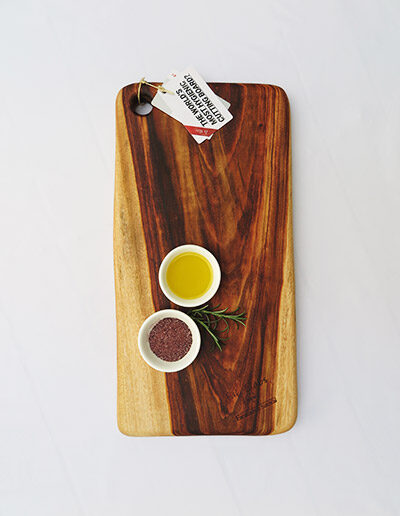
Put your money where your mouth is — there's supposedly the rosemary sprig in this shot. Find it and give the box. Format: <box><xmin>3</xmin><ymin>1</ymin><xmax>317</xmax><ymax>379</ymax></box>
<box><xmin>188</xmin><ymin>304</ymin><xmax>247</xmax><ymax>351</ymax></box>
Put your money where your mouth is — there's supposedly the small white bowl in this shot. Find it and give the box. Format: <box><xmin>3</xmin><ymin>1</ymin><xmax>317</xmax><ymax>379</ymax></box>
<box><xmin>138</xmin><ymin>309</ymin><xmax>201</xmax><ymax>373</ymax></box>
<box><xmin>158</xmin><ymin>244</ymin><xmax>221</xmax><ymax>307</ymax></box>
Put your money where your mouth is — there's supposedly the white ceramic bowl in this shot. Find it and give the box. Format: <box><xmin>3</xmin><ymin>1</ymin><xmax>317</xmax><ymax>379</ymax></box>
<box><xmin>138</xmin><ymin>309</ymin><xmax>201</xmax><ymax>373</ymax></box>
<box><xmin>158</xmin><ymin>244</ymin><xmax>221</xmax><ymax>307</ymax></box>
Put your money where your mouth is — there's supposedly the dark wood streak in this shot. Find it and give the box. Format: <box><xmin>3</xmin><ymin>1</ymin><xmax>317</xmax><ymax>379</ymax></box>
<box><xmin>121</xmin><ymin>83</ymin><xmax>291</xmax><ymax>435</ymax></box>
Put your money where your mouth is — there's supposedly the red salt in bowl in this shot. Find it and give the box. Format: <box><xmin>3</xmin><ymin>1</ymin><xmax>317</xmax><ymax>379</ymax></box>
<box><xmin>138</xmin><ymin>309</ymin><xmax>201</xmax><ymax>372</ymax></box>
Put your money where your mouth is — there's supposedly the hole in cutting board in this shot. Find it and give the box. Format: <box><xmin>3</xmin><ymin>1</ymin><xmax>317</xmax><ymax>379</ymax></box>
<box><xmin>130</xmin><ymin>94</ymin><xmax>153</xmax><ymax>116</ymax></box>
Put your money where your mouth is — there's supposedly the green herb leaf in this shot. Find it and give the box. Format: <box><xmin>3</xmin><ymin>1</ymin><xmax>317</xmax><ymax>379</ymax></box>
<box><xmin>187</xmin><ymin>305</ymin><xmax>247</xmax><ymax>351</ymax></box>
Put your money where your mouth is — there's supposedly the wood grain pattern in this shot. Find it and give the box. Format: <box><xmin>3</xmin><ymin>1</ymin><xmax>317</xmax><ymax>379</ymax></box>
<box><xmin>114</xmin><ymin>82</ymin><xmax>296</xmax><ymax>435</ymax></box>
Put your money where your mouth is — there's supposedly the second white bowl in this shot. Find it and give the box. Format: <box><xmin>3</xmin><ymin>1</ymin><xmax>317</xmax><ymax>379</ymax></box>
<box><xmin>138</xmin><ymin>309</ymin><xmax>201</xmax><ymax>372</ymax></box>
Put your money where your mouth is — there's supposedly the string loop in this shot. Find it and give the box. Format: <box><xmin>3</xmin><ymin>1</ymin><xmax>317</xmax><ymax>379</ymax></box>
<box><xmin>137</xmin><ymin>78</ymin><xmax>173</xmax><ymax>104</ymax></box>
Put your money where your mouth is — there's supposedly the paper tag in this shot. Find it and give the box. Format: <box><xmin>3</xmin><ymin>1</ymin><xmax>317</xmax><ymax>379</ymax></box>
<box><xmin>162</xmin><ymin>71</ymin><xmax>231</xmax><ymax>111</ymax></box>
<box><xmin>163</xmin><ymin>67</ymin><xmax>233</xmax><ymax>137</ymax></box>
<box><xmin>152</xmin><ymin>67</ymin><xmax>232</xmax><ymax>143</ymax></box>
<box><xmin>151</xmin><ymin>71</ymin><xmax>205</xmax><ymax>143</ymax></box>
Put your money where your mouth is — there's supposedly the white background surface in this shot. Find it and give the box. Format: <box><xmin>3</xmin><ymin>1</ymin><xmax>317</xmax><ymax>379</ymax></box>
<box><xmin>1</xmin><ymin>1</ymin><xmax>399</xmax><ymax>515</ymax></box>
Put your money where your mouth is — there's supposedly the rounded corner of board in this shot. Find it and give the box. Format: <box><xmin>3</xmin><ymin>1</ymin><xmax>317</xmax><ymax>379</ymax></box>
<box><xmin>117</xmin><ymin>417</ymin><xmax>136</xmax><ymax>437</ymax></box>
<box><xmin>265</xmin><ymin>84</ymin><xmax>290</xmax><ymax>110</ymax></box>
<box><xmin>272</xmin><ymin>411</ymin><xmax>298</xmax><ymax>436</ymax></box>
<box><xmin>115</xmin><ymin>83</ymin><xmax>136</xmax><ymax>108</ymax></box>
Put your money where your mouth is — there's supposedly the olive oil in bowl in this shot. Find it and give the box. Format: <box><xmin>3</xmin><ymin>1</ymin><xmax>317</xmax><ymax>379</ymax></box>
<box><xmin>166</xmin><ymin>252</ymin><xmax>213</xmax><ymax>299</ymax></box>
<box><xmin>159</xmin><ymin>244</ymin><xmax>221</xmax><ymax>307</ymax></box>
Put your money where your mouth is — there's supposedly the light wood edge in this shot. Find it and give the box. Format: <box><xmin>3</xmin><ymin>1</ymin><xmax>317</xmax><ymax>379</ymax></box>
<box><xmin>114</xmin><ymin>89</ymin><xmax>172</xmax><ymax>436</ymax></box>
<box><xmin>271</xmin><ymin>123</ymin><xmax>297</xmax><ymax>435</ymax></box>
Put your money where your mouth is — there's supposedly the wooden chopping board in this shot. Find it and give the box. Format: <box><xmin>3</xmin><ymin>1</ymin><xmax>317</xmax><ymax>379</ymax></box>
<box><xmin>114</xmin><ymin>82</ymin><xmax>296</xmax><ymax>436</ymax></box>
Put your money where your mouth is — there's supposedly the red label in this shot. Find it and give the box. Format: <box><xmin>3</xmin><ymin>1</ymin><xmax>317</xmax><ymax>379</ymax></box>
<box><xmin>183</xmin><ymin>125</ymin><xmax>217</xmax><ymax>137</ymax></box>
